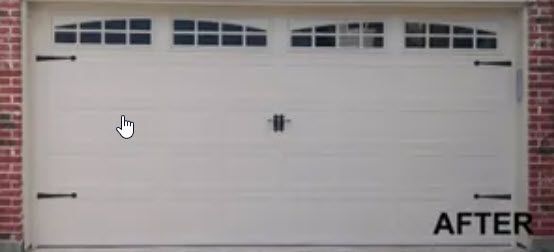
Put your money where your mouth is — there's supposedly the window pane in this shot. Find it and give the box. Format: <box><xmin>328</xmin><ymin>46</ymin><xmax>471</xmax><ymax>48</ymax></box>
<box><xmin>477</xmin><ymin>29</ymin><xmax>496</xmax><ymax>35</ymax></box>
<box><xmin>338</xmin><ymin>23</ymin><xmax>360</xmax><ymax>34</ymax></box>
<box><xmin>222</xmin><ymin>35</ymin><xmax>243</xmax><ymax>46</ymax></box>
<box><xmin>55</xmin><ymin>32</ymin><xmax>76</xmax><ymax>43</ymax></box>
<box><xmin>430</xmin><ymin>37</ymin><xmax>449</xmax><ymax>48</ymax></box>
<box><xmin>291</xmin><ymin>36</ymin><xmax>311</xmax><ymax>47</ymax></box>
<box><xmin>80</xmin><ymin>32</ymin><xmax>101</xmax><ymax>43</ymax></box>
<box><xmin>454</xmin><ymin>26</ymin><xmax>473</xmax><ymax>34</ymax></box>
<box><xmin>198</xmin><ymin>34</ymin><xmax>219</xmax><ymax>45</ymax></box>
<box><xmin>315</xmin><ymin>25</ymin><xmax>335</xmax><ymax>33</ymax></box>
<box><xmin>246</xmin><ymin>35</ymin><xmax>266</xmax><ymax>46</ymax></box>
<box><xmin>198</xmin><ymin>21</ymin><xmax>219</xmax><ymax>31</ymax></box>
<box><xmin>339</xmin><ymin>36</ymin><xmax>359</xmax><ymax>48</ymax></box>
<box><xmin>80</xmin><ymin>21</ymin><xmax>101</xmax><ymax>29</ymax></box>
<box><xmin>363</xmin><ymin>37</ymin><xmax>383</xmax><ymax>48</ymax></box>
<box><xmin>130</xmin><ymin>19</ymin><xmax>151</xmax><ymax>30</ymax></box>
<box><xmin>405</xmin><ymin>37</ymin><xmax>425</xmax><ymax>48</ymax></box>
<box><xmin>105</xmin><ymin>20</ymin><xmax>126</xmax><ymax>30</ymax></box>
<box><xmin>477</xmin><ymin>38</ymin><xmax>497</xmax><ymax>49</ymax></box>
<box><xmin>315</xmin><ymin>36</ymin><xmax>335</xmax><ymax>47</ymax></box>
<box><xmin>56</xmin><ymin>24</ymin><xmax>77</xmax><ymax>29</ymax></box>
<box><xmin>174</xmin><ymin>34</ymin><xmax>195</xmax><ymax>45</ymax></box>
<box><xmin>105</xmin><ymin>33</ymin><xmax>126</xmax><ymax>44</ymax></box>
<box><xmin>130</xmin><ymin>33</ymin><xmax>151</xmax><ymax>44</ymax></box>
<box><xmin>453</xmin><ymin>38</ymin><xmax>473</xmax><ymax>48</ymax></box>
<box><xmin>363</xmin><ymin>22</ymin><xmax>383</xmax><ymax>34</ymax></box>
<box><xmin>406</xmin><ymin>23</ymin><xmax>426</xmax><ymax>34</ymax></box>
<box><xmin>293</xmin><ymin>27</ymin><xmax>312</xmax><ymax>33</ymax></box>
<box><xmin>222</xmin><ymin>23</ymin><xmax>243</xmax><ymax>32</ymax></box>
<box><xmin>246</xmin><ymin>26</ymin><xmax>265</xmax><ymax>32</ymax></box>
<box><xmin>430</xmin><ymin>24</ymin><xmax>450</xmax><ymax>34</ymax></box>
<box><xmin>174</xmin><ymin>20</ymin><xmax>195</xmax><ymax>31</ymax></box>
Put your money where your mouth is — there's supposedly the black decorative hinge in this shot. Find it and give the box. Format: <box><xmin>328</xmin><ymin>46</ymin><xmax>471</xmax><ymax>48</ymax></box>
<box><xmin>474</xmin><ymin>60</ymin><xmax>512</xmax><ymax>67</ymax></box>
<box><xmin>37</xmin><ymin>192</ymin><xmax>77</xmax><ymax>199</ymax></box>
<box><xmin>35</xmin><ymin>55</ymin><xmax>76</xmax><ymax>62</ymax></box>
<box><xmin>473</xmin><ymin>193</ymin><xmax>511</xmax><ymax>200</ymax></box>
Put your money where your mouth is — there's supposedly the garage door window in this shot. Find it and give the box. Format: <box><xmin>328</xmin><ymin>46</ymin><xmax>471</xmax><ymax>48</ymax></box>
<box><xmin>54</xmin><ymin>18</ymin><xmax>152</xmax><ymax>45</ymax></box>
<box><xmin>291</xmin><ymin>22</ymin><xmax>384</xmax><ymax>48</ymax></box>
<box><xmin>405</xmin><ymin>22</ymin><xmax>497</xmax><ymax>49</ymax></box>
<box><xmin>173</xmin><ymin>19</ymin><xmax>267</xmax><ymax>47</ymax></box>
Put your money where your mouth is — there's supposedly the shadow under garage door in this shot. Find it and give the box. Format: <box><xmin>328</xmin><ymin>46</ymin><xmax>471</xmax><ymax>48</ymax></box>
<box><xmin>29</xmin><ymin>2</ymin><xmax>522</xmax><ymax>248</ymax></box>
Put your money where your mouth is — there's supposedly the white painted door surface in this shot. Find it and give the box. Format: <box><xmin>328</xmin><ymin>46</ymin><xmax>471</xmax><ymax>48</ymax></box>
<box><xmin>30</xmin><ymin>3</ymin><xmax>521</xmax><ymax>247</ymax></box>
<box><xmin>278</xmin><ymin>57</ymin><xmax>517</xmax><ymax>244</ymax></box>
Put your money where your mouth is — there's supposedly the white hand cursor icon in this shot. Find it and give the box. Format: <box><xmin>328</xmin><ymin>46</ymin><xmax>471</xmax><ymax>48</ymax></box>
<box><xmin>116</xmin><ymin>115</ymin><xmax>134</xmax><ymax>139</ymax></box>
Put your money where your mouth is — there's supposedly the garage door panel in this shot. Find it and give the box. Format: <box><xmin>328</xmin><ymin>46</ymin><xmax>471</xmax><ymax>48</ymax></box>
<box><xmin>284</xmin><ymin>111</ymin><xmax>510</xmax><ymax>141</ymax></box>
<box><xmin>278</xmin><ymin>155</ymin><xmax>512</xmax><ymax>188</ymax></box>
<box><xmin>48</xmin><ymin>62</ymin><xmax>280</xmax><ymax>111</ymax></box>
<box><xmin>281</xmin><ymin>66</ymin><xmax>513</xmax><ymax>101</ymax></box>
<box><xmin>390</xmin><ymin>68</ymin><xmax>513</xmax><ymax>98</ymax></box>
<box><xmin>37</xmin><ymin>200</ymin><xmax>235</xmax><ymax>244</ymax></box>
<box><xmin>39</xmin><ymin>156</ymin><xmax>228</xmax><ymax>187</ymax></box>
<box><xmin>282</xmin><ymin>98</ymin><xmax>504</xmax><ymax>113</ymax></box>
<box><xmin>36</xmin><ymin>199</ymin><xmax>513</xmax><ymax>244</ymax></box>
<box><xmin>31</xmin><ymin>5</ymin><xmax>520</xmax><ymax>247</ymax></box>
<box><xmin>68</xmin><ymin>155</ymin><xmax>295</xmax><ymax>189</ymax></box>
<box><xmin>46</xmin><ymin>110</ymin><xmax>277</xmax><ymax>151</ymax></box>
<box><xmin>46</xmin><ymin>111</ymin><xmax>225</xmax><ymax>147</ymax></box>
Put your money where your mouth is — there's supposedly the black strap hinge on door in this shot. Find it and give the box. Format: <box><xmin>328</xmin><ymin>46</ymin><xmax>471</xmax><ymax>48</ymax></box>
<box><xmin>35</xmin><ymin>55</ymin><xmax>76</xmax><ymax>62</ymax></box>
<box><xmin>37</xmin><ymin>192</ymin><xmax>77</xmax><ymax>199</ymax></box>
<box><xmin>474</xmin><ymin>60</ymin><xmax>512</xmax><ymax>67</ymax></box>
<box><xmin>473</xmin><ymin>193</ymin><xmax>512</xmax><ymax>200</ymax></box>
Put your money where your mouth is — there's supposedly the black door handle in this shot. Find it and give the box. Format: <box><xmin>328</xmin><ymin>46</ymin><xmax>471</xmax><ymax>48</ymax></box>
<box><xmin>268</xmin><ymin>114</ymin><xmax>290</xmax><ymax>132</ymax></box>
<box><xmin>278</xmin><ymin>114</ymin><xmax>285</xmax><ymax>132</ymax></box>
<box><xmin>474</xmin><ymin>193</ymin><xmax>511</xmax><ymax>200</ymax></box>
<box><xmin>37</xmin><ymin>192</ymin><xmax>77</xmax><ymax>199</ymax></box>
<box><xmin>274</xmin><ymin>114</ymin><xmax>281</xmax><ymax>132</ymax></box>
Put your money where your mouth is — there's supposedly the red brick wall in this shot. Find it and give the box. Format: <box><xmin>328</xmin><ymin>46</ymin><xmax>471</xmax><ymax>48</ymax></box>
<box><xmin>529</xmin><ymin>0</ymin><xmax>554</xmax><ymax>236</ymax></box>
<box><xmin>0</xmin><ymin>0</ymin><xmax>21</xmax><ymax>242</ymax></box>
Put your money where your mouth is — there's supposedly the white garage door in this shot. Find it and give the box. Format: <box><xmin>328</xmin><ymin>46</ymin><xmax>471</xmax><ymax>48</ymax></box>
<box><xmin>30</xmin><ymin>3</ymin><xmax>522</xmax><ymax>248</ymax></box>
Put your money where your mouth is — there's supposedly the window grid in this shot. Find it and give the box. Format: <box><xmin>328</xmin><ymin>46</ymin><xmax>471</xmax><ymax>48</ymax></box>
<box><xmin>54</xmin><ymin>18</ymin><xmax>152</xmax><ymax>45</ymax></box>
<box><xmin>173</xmin><ymin>20</ymin><xmax>267</xmax><ymax>47</ymax></box>
<box><xmin>405</xmin><ymin>22</ymin><xmax>497</xmax><ymax>50</ymax></box>
<box><xmin>291</xmin><ymin>22</ymin><xmax>384</xmax><ymax>49</ymax></box>
<box><xmin>54</xmin><ymin>19</ymin><xmax>500</xmax><ymax>51</ymax></box>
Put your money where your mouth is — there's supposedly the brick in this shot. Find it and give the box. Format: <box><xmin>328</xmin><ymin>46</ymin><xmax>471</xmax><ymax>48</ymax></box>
<box><xmin>529</xmin><ymin>0</ymin><xmax>554</xmax><ymax>236</ymax></box>
<box><xmin>532</xmin><ymin>66</ymin><xmax>554</xmax><ymax>72</ymax></box>
<box><xmin>0</xmin><ymin>71</ymin><xmax>19</xmax><ymax>77</ymax></box>
<box><xmin>531</xmin><ymin>81</ymin><xmax>554</xmax><ymax>88</ymax></box>
<box><xmin>0</xmin><ymin>206</ymin><xmax>20</xmax><ymax>215</ymax></box>
<box><xmin>543</xmin><ymin>74</ymin><xmax>554</xmax><ymax>80</ymax></box>
<box><xmin>540</xmin><ymin>204</ymin><xmax>554</xmax><ymax>212</ymax></box>
<box><xmin>0</xmin><ymin>156</ymin><xmax>20</xmax><ymax>163</ymax></box>
<box><xmin>533</xmin><ymin>17</ymin><xmax>554</xmax><ymax>24</ymax></box>
<box><xmin>0</xmin><ymin>4</ymin><xmax>20</xmax><ymax>227</ymax></box>
<box><xmin>0</xmin><ymin>2</ymin><xmax>20</xmax><ymax>9</ymax></box>
<box><xmin>531</xmin><ymin>50</ymin><xmax>554</xmax><ymax>56</ymax></box>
